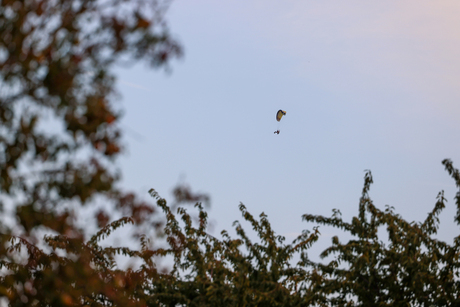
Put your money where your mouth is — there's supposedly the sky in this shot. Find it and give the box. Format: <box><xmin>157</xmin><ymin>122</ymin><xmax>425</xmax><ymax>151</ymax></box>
<box><xmin>114</xmin><ymin>0</ymin><xmax>460</xmax><ymax>259</ymax></box>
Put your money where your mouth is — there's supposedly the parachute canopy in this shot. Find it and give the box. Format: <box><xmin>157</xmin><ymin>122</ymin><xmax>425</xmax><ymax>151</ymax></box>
<box><xmin>276</xmin><ymin>110</ymin><xmax>286</xmax><ymax>122</ymax></box>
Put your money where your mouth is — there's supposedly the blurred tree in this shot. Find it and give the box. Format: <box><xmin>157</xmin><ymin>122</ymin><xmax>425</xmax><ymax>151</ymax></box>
<box><xmin>0</xmin><ymin>0</ymin><xmax>181</xmax><ymax>305</ymax></box>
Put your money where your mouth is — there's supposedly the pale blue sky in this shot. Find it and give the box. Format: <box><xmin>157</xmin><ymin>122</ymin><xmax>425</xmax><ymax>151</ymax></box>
<box><xmin>115</xmin><ymin>0</ymin><xmax>460</xmax><ymax>256</ymax></box>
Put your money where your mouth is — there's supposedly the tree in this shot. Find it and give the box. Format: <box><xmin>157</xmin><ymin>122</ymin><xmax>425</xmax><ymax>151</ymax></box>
<box><xmin>2</xmin><ymin>1</ymin><xmax>460</xmax><ymax>306</ymax></box>
<box><xmin>0</xmin><ymin>0</ymin><xmax>181</xmax><ymax>305</ymax></box>
<box><xmin>143</xmin><ymin>189</ymin><xmax>320</xmax><ymax>307</ymax></box>
<box><xmin>143</xmin><ymin>160</ymin><xmax>460</xmax><ymax>307</ymax></box>
<box><xmin>302</xmin><ymin>159</ymin><xmax>460</xmax><ymax>306</ymax></box>
<box><xmin>149</xmin><ymin>160</ymin><xmax>460</xmax><ymax>307</ymax></box>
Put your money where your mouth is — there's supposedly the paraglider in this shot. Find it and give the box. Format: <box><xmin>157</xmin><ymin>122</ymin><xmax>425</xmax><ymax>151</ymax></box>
<box><xmin>274</xmin><ymin>110</ymin><xmax>286</xmax><ymax>134</ymax></box>
<box><xmin>276</xmin><ymin>110</ymin><xmax>286</xmax><ymax>122</ymax></box>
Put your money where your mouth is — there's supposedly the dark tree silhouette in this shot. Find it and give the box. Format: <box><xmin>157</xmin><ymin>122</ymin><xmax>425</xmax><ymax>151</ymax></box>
<box><xmin>302</xmin><ymin>159</ymin><xmax>460</xmax><ymax>306</ymax></box>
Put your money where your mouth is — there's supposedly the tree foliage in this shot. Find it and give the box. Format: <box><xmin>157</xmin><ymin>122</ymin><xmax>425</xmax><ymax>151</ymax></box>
<box><xmin>303</xmin><ymin>159</ymin><xmax>460</xmax><ymax>306</ymax></box>
<box><xmin>0</xmin><ymin>0</ymin><xmax>181</xmax><ymax>305</ymax></box>
<box><xmin>2</xmin><ymin>1</ymin><xmax>460</xmax><ymax>306</ymax></box>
